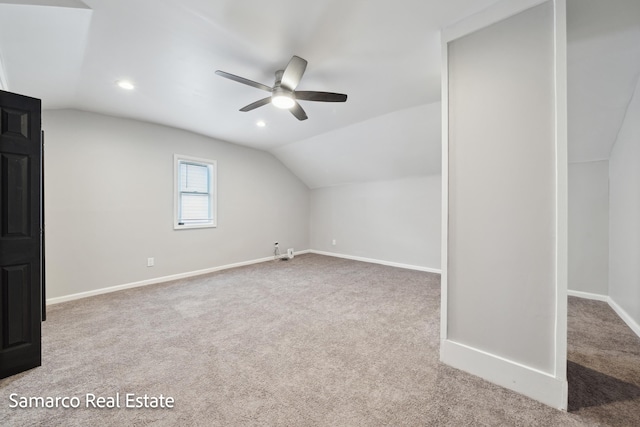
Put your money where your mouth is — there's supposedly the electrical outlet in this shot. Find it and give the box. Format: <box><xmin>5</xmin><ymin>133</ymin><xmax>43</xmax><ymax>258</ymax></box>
<box><xmin>147</xmin><ymin>257</ymin><xmax>154</xmax><ymax>267</ymax></box>
<box><xmin>332</xmin><ymin>239</ymin><xmax>337</xmax><ymax>246</ymax></box>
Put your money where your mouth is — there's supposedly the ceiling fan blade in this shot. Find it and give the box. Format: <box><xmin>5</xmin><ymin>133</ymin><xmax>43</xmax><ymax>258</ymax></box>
<box><xmin>215</xmin><ymin>70</ymin><xmax>272</xmax><ymax>92</ymax></box>
<box><xmin>290</xmin><ymin>101</ymin><xmax>308</xmax><ymax>121</ymax></box>
<box><xmin>239</xmin><ymin>97</ymin><xmax>271</xmax><ymax>112</ymax></box>
<box><xmin>280</xmin><ymin>55</ymin><xmax>308</xmax><ymax>91</ymax></box>
<box><xmin>295</xmin><ymin>91</ymin><xmax>347</xmax><ymax>103</ymax></box>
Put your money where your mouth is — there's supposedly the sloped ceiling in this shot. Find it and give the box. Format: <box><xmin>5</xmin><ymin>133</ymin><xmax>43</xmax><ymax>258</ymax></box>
<box><xmin>0</xmin><ymin>0</ymin><xmax>92</xmax><ymax>104</ymax></box>
<box><xmin>274</xmin><ymin>103</ymin><xmax>441</xmax><ymax>189</ymax></box>
<box><xmin>567</xmin><ymin>0</ymin><xmax>640</xmax><ymax>163</ymax></box>
<box><xmin>0</xmin><ymin>0</ymin><xmax>639</xmax><ymax>188</ymax></box>
<box><xmin>0</xmin><ymin>0</ymin><xmax>497</xmax><ymax>147</ymax></box>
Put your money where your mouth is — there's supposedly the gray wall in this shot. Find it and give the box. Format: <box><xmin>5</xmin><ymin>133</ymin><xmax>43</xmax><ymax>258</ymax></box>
<box><xmin>43</xmin><ymin>109</ymin><xmax>310</xmax><ymax>299</ymax></box>
<box><xmin>609</xmin><ymin>77</ymin><xmax>640</xmax><ymax>327</ymax></box>
<box><xmin>310</xmin><ymin>176</ymin><xmax>441</xmax><ymax>270</ymax></box>
<box><xmin>446</xmin><ymin>2</ymin><xmax>557</xmax><ymax>373</ymax></box>
<box><xmin>568</xmin><ymin>160</ymin><xmax>609</xmax><ymax>296</ymax></box>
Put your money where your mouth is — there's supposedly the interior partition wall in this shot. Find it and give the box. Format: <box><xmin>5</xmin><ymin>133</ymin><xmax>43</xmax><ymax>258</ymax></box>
<box><xmin>440</xmin><ymin>0</ymin><xmax>568</xmax><ymax>409</ymax></box>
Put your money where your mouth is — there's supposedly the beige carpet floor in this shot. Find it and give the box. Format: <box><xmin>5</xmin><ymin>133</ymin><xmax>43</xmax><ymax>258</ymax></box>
<box><xmin>1</xmin><ymin>254</ymin><xmax>639</xmax><ymax>426</ymax></box>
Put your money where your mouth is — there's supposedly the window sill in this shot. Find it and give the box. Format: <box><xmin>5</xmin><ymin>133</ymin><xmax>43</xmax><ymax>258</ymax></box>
<box><xmin>174</xmin><ymin>223</ymin><xmax>217</xmax><ymax>230</ymax></box>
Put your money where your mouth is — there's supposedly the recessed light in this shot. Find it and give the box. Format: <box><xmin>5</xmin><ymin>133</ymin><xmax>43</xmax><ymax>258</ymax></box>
<box><xmin>256</xmin><ymin>120</ymin><xmax>266</xmax><ymax>128</ymax></box>
<box><xmin>117</xmin><ymin>80</ymin><xmax>135</xmax><ymax>90</ymax></box>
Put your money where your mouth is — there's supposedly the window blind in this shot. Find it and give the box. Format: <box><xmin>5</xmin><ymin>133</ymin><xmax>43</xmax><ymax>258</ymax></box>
<box><xmin>178</xmin><ymin>162</ymin><xmax>211</xmax><ymax>224</ymax></box>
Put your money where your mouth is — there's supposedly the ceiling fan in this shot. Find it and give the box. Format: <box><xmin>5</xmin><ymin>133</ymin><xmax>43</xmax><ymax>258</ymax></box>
<box><xmin>215</xmin><ymin>55</ymin><xmax>347</xmax><ymax>121</ymax></box>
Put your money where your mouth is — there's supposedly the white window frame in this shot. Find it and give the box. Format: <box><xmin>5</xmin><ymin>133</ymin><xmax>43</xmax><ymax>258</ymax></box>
<box><xmin>174</xmin><ymin>154</ymin><xmax>217</xmax><ymax>230</ymax></box>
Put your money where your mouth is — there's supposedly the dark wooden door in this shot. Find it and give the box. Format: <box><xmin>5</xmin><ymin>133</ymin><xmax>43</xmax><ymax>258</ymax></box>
<box><xmin>0</xmin><ymin>90</ymin><xmax>42</xmax><ymax>379</ymax></box>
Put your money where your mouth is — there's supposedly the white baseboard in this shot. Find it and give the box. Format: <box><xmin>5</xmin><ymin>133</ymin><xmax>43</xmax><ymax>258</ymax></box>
<box><xmin>440</xmin><ymin>339</ymin><xmax>568</xmax><ymax>410</ymax></box>
<box><xmin>608</xmin><ymin>297</ymin><xmax>640</xmax><ymax>339</ymax></box>
<box><xmin>568</xmin><ymin>290</ymin><xmax>640</xmax><ymax>339</ymax></box>
<box><xmin>567</xmin><ymin>289</ymin><xmax>608</xmax><ymax>302</ymax></box>
<box><xmin>309</xmin><ymin>250</ymin><xmax>441</xmax><ymax>274</ymax></box>
<box><xmin>46</xmin><ymin>249</ymin><xmax>430</xmax><ymax>305</ymax></box>
<box><xmin>292</xmin><ymin>249</ymin><xmax>311</xmax><ymax>256</ymax></box>
<box><xmin>47</xmin><ymin>251</ymin><xmax>308</xmax><ymax>306</ymax></box>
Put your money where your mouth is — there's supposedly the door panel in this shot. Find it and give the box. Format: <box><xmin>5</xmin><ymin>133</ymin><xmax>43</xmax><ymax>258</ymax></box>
<box><xmin>0</xmin><ymin>90</ymin><xmax>42</xmax><ymax>379</ymax></box>
<box><xmin>1</xmin><ymin>108</ymin><xmax>31</xmax><ymax>139</ymax></box>
<box><xmin>2</xmin><ymin>264</ymin><xmax>31</xmax><ymax>347</ymax></box>
<box><xmin>2</xmin><ymin>154</ymin><xmax>31</xmax><ymax>237</ymax></box>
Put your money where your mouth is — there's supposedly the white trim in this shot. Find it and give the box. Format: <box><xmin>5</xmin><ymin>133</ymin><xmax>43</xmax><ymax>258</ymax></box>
<box><xmin>173</xmin><ymin>154</ymin><xmax>217</xmax><ymax>230</ymax></box>
<box><xmin>607</xmin><ymin>297</ymin><xmax>640</xmax><ymax>339</ymax></box>
<box><xmin>440</xmin><ymin>25</ymin><xmax>450</xmax><ymax>343</ymax></box>
<box><xmin>567</xmin><ymin>289</ymin><xmax>608</xmax><ymax>302</ymax></box>
<box><xmin>0</xmin><ymin>52</ymin><xmax>8</xmax><ymax>91</ymax></box>
<box><xmin>45</xmin><ymin>249</ymin><xmax>426</xmax><ymax>306</ymax></box>
<box><xmin>309</xmin><ymin>250</ymin><xmax>441</xmax><ymax>274</ymax></box>
<box><xmin>441</xmin><ymin>340</ymin><xmax>568</xmax><ymax>409</ymax></box>
<box><xmin>567</xmin><ymin>291</ymin><xmax>640</xmax><ymax>339</ymax></box>
<box><xmin>553</xmin><ymin>0</ymin><xmax>569</xmax><ymax>390</ymax></box>
<box><xmin>46</xmin><ymin>253</ymin><xmax>307</xmax><ymax>306</ymax></box>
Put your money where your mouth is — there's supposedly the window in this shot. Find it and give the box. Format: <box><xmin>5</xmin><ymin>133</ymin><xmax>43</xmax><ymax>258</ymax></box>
<box><xmin>174</xmin><ymin>155</ymin><xmax>216</xmax><ymax>229</ymax></box>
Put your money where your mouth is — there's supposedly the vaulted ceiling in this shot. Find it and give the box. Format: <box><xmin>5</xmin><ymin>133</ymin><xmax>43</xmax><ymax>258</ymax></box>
<box><xmin>567</xmin><ymin>0</ymin><xmax>640</xmax><ymax>163</ymax></box>
<box><xmin>0</xmin><ymin>0</ymin><xmax>638</xmax><ymax>188</ymax></box>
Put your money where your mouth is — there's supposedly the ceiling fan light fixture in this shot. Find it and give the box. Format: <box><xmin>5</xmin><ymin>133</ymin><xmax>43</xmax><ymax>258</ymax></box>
<box><xmin>271</xmin><ymin>94</ymin><xmax>295</xmax><ymax>109</ymax></box>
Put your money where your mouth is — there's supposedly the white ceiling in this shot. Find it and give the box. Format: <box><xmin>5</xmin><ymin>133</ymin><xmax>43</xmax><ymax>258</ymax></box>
<box><xmin>0</xmin><ymin>0</ymin><xmax>497</xmax><ymax>147</ymax></box>
<box><xmin>274</xmin><ymin>103</ymin><xmax>442</xmax><ymax>189</ymax></box>
<box><xmin>567</xmin><ymin>0</ymin><xmax>640</xmax><ymax>163</ymax></box>
<box><xmin>0</xmin><ymin>0</ymin><xmax>639</xmax><ymax>188</ymax></box>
